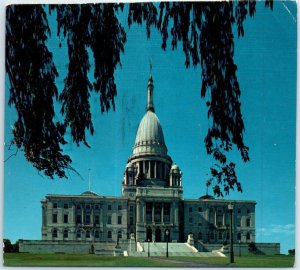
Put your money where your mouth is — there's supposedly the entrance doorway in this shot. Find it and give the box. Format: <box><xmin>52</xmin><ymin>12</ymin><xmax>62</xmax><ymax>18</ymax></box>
<box><xmin>155</xmin><ymin>228</ymin><xmax>161</xmax><ymax>242</ymax></box>
<box><xmin>146</xmin><ymin>228</ymin><xmax>152</xmax><ymax>242</ymax></box>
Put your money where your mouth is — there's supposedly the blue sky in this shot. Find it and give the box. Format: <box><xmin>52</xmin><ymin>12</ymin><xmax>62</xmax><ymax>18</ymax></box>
<box><xmin>3</xmin><ymin>2</ymin><xmax>296</xmax><ymax>254</ymax></box>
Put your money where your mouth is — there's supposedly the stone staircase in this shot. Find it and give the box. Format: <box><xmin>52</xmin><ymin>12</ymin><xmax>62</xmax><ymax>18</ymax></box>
<box><xmin>130</xmin><ymin>242</ymin><xmax>225</xmax><ymax>257</ymax></box>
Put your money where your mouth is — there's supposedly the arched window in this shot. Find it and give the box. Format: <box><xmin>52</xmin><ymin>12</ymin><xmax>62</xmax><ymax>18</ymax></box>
<box><xmin>63</xmin><ymin>230</ymin><xmax>68</xmax><ymax>239</ymax></box>
<box><xmin>107</xmin><ymin>231</ymin><xmax>112</xmax><ymax>239</ymax></box>
<box><xmin>52</xmin><ymin>229</ymin><xmax>58</xmax><ymax>238</ymax></box>
<box><xmin>76</xmin><ymin>230</ymin><xmax>81</xmax><ymax>239</ymax></box>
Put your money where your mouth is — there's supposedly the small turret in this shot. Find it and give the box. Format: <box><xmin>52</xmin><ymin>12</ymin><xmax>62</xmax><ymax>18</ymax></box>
<box><xmin>169</xmin><ymin>163</ymin><xmax>182</xmax><ymax>187</ymax></box>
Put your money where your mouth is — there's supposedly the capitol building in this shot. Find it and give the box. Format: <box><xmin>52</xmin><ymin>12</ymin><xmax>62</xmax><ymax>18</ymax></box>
<box><xmin>19</xmin><ymin>71</ymin><xmax>279</xmax><ymax>256</ymax></box>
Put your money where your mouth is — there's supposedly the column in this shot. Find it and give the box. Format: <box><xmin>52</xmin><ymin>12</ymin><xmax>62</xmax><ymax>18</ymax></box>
<box><xmin>81</xmin><ymin>206</ymin><xmax>84</xmax><ymax>224</ymax></box>
<box><xmin>170</xmin><ymin>202</ymin><xmax>174</xmax><ymax>224</ymax></box>
<box><xmin>152</xmin><ymin>203</ymin><xmax>154</xmax><ymax>223</ymax></box>
<box><xmin>161</xmin><ymin>203</ymin><xmax>164</xmax><ymax>223</ymax></box>
<box><xmin>137</xmin><ymin>200</ymin><xmax>141</xmax><ymax>224</ymax></box>
<box><xmin>72</xmin><ymin>203</ymin><xmax>76</xmax><ymax>224</ymax></box>
<box><xmin>142</xmin><ymin>201</ymin><xmax>145</xmax><ymax>223</ymax></box>
<box><xmin>100</xmin><ymin>206</ymin><xmax>103</xmax><ymax>228</ymax></box>
<box><xmin>214</xmin><ymin>209</ymin><xmax>217</xmax><ymax>226</ymax></box>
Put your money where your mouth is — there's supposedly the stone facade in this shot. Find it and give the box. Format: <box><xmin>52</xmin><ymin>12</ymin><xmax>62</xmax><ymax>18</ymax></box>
<box><xmin>37</xmin><ymin>71</ymin><xmax>260</xmax><ymax>254</ymax></box>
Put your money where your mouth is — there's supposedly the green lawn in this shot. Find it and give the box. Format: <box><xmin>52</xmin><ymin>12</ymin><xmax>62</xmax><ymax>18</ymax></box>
<box><xmin>171</xmin><ymin>255</ymin><xmax>295</xmax><ymax>267</ymax></box>
<box><xmin>3</xmin><ymin>253</ymin><xmax>295</xmax><ymax>267</ymax></box>
<box><xmin>3</xmin><ymin>253</ymin><xmax>179</xmax><ymax>267</ymax></box>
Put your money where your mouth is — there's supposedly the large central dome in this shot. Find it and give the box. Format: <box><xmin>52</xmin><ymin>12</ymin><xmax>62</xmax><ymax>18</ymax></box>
<box><xmin>133</xmin><ymin>110</ymin><xmax>167</xmax><ymax>155</ymax></box>
<box><xmin>122</xmin><ymin>69</ymin><xmax>182</xmax><ymax>192</ymax></box>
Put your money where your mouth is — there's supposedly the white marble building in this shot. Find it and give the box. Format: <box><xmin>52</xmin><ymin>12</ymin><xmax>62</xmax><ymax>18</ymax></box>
<box><xmin>40</xmin><ymin>71</ymin><xmax>257</xmax><ymax>251</ymax></box>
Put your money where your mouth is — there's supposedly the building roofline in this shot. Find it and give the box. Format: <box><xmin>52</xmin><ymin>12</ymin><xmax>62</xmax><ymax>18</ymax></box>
<box><xmin>45</xmin><ymin>194</ymin><xmax>127</xmax><ymax>201</ymax></box>
<box><xmin>183</xmin><ymin>198</ymin><xmax>257</xmax><ymax>204</ymax></box>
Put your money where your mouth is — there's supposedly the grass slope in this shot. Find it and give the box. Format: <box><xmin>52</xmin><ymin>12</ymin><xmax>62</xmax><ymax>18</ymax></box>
<box><xmin>4</xmin><ymin>253</ymin><xmax>295</xmax><ymax>267</ymax></box>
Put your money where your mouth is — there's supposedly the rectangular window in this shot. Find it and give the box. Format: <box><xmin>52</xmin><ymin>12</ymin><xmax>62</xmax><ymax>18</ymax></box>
<box><xmin>118</xmin><ymin>205</ymin><xmax>122</xmax><ymax>211</ymax></box>
<box><xmin>52</xmin><ymin>214</ymin><xmax>57</xmax><ymax>223</ymax></box>
<box><xmin>85</xmin><ymin>214</ymin><xmax>91</xmax><ymax>224</ymax></box>
<box><xmin>63</xmin><ymin>203</ymin><xmax>68</xmax><ymax>209</ymax></box>
<box><xmin>53</xmin><ymin>203</ymin><xmax>57</xmax><ymax>209</ymax></box>
<box><xmin>64</xmin><ymin>214</ymin><xmax>68</xmax><ymax>223</ymax></box>
<box><xmin>108</xmin><ymin>205</ymin><xmax>112</xmax><ymax>211</ymax></box>
<box><xmin>154</xmin><ymin>203</ymin><xmax>162</xmax><ymax>223</ymax></box>
<box><xmin>95</xmin><ymin>215</ymin><xmax>100</xmax><ymax>224</ymax></box>
<box><xmin>246</xmin><ymin>218</ymin><xmax>251</xmax><ymax>227</ymax></box>
<box><xmin>198</xmin><ymin>207</ymin><xmax>202</xmax><ymax>212</ymax></box>
<box><xmin>76</xmin><ymin>215</ymin><xmax>81</xmax><ymax>223</ymax></box>
<box><xmin>130</xmin><ymin>206</ymin><xmax>134</xmax><ymax>212</ymax></box>
<box><xmin>237</xmin><ymin>208</ymin><xmax>241</xmax><ymax>214</ymax></box>
<box><xmin>217</xmin><ymin>215</ymin><xmax>223</xmax><ymax>226</ymax></box>
<box><xmin>146</xmin><ymin>202</ymin><xmax>152</xmax><ymax>223</ymax></box>
<box><xmin>107</xmin><ymin>216</ymin><xmax>112</xmax><ymax>224</ymax></box>
<box><xmin>130</xmin><ymin>217</ymin><xmax>134</xmax><ymax>225</ymax></box>
<box><xmin>118</xmin><ymin>216</ymin><xmax>122</xmax><ymax>225</ymax></box>
<box><xmin>189</xmin><ymin>217</ymin><xmax>193</xmax><ymax>224</ymax></box>
<box><xmin>237</xmin><ymin>217</ymin><xmax>241</xmax><ymax>227</ymax></box>
<box><xmin>163</xmin><ymin>203</ymin><xmax>170</xmax><ymax>223</ymax></box>
<box><xmin>189</xmin><ymin>207</ymin><xmax>193</xmax><ymax>213</ymax></box>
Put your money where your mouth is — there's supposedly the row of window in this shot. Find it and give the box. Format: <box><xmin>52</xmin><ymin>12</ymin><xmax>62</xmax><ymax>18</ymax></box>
<box><xmin>52</xmin><ymin>213</ymin><xmax>123</xmax><ymax>225</ymax></box>
<box><xmin>51</xmin><ymin>229</ymin><xmax>122</xmax><ymax>239</ymax></box>
<box><xmin>197</xmin><ymin>231</ymin><xmax>252</xmax><ymax>241</ymax></box>
<box><xmin>52</xmin><ymin>202</ymin><xmax>127</xmax><ymax>211</ymax></box>
<box><xmin>188</xmin><ymin>216</ymin><xmax>251</xmax><ymax>227</ymax></box>
<box><xmin>188</xmin><ymin>206</ymin><xmax>252</xmax><ymax>214</ymax></box>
